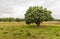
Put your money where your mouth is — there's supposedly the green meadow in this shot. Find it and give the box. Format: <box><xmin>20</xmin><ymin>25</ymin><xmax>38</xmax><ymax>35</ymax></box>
<box><xmin>0</xmin><ymin>22</ymin><xmax>60</xmax><ymax>39</ymax></box>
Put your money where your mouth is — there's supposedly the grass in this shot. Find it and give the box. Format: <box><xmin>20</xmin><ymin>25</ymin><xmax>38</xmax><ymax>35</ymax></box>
<box><xmin>0</xmin><ymin>22</ymin><xmax>60</xmax><ymax>39</ymax></box>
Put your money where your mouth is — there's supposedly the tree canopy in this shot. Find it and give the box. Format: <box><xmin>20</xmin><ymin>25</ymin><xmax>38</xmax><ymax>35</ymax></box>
<box><xmin>25</xmin><ymin>6</ymin><xmax>53</xmax><ymax>27</ymax></box>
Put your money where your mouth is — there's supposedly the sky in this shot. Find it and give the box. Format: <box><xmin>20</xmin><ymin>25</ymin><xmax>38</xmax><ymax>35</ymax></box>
<box><xmin>0</xmin><ymin>0</ymin><xmax>60</xmax><ymax>19</ymax></box>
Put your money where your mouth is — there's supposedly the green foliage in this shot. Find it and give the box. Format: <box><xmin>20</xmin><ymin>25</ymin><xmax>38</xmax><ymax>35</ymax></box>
<box><xmin>25</xmin><ymin>6</ymin><xmax>53</xmax><ymax>26</ymax></box>
<box><xmin>3</xmin><ymin>32</ymin><xmax>8</xmax><ymax>34</ymax></box>
<box><xmin>26</xmin><ymin>32</ymin><xmax>31</xmax><ymax>36</ymax></box>
<box><xmin>0</xmin><ymin>18</ymin><xmax>24</xmax><ymax>22</ymax></box>
<box><xmin>53</xmin><ymin>19</ymin><xmax>60</xmax><ymax>21</ymax></box>
<box><xmin>8</xmin><ymin>17</ymin><xmax>15</xmax><ymax>22</ymax></box>
<box><xmin>15</xmin><ymin>18</ymin><xmax>21</xmax><ymax>22</ymax></box>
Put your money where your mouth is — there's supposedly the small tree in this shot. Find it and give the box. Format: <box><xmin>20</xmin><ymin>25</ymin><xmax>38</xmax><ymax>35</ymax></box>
<box><xmin>25</xmin><ymin>6</ymin><xmax>53</xmax><ymax>27</ymax></box>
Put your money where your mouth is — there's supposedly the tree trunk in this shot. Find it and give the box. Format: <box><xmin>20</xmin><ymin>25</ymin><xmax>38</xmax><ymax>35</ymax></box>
<box><xmin>37</xmin><ymin>24</ymin><xmax>40</xmax><ymax>27</ymax></box>
<box><xmin>35</xmin><ymin>22</ymin><xmax>40</xmax><ymax>27</ymax></box>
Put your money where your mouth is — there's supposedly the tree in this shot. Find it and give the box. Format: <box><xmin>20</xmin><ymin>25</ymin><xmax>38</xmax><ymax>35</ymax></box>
<box><xmin>15</xmin><ymin>18</ymin><xmax>21</xmax><ymax>22</ymax></box>
<box><xmin>8</xmin><ymin>17</ymin><xmax>15</xmax><ymax>22</ymax></box>
<box><xmin>25</xmin><ymin>6</ymin><xmax>53</xmax><ymax>27</ymax></box>
<box><xmin>2</xmin><ymin>18</ymin><xmax>7</xmax><ymax>22</ymax></box>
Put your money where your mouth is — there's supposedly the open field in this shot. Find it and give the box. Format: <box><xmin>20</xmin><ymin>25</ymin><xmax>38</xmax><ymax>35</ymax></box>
<box><xmin>0</xmin><ymin>21</ymin><xmax>60</xmax><ymax>39</ymax></box>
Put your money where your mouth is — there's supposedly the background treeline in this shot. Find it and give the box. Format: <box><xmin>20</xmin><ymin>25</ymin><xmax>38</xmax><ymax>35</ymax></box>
<box><xmin>53</xmin><ymin>19</ymin><xmax>60</xmax><ymax>21</ymax></box>
<box><xmin>0</xmin><ymin>17</ymin><xmax>24</xmax><ymax>22</ymax></box>
<box><xmin>0</xmin><ymin>17</ymin><xmax>59</xmax><ymax>22</ymax></box>
<box><xmin>47</xmin><ymin>19</ymin><xmax>60</xmax><ymax>21</ymax></box>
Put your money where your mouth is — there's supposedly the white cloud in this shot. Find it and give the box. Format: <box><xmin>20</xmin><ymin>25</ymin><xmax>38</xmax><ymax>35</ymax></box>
<box><xmin>0</xmin><ymin>0</ymin><xmax>60</xmax><ymax>19</ymax></box>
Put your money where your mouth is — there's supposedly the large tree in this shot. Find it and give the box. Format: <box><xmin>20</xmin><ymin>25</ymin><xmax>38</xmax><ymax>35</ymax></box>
<box><xmin>25</xmin><ymin>6</ymin><xmax>53</xmax><ymax>27</ymax></box>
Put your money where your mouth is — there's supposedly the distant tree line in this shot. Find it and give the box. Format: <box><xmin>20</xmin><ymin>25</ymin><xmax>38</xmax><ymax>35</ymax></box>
<box><xmin>0</xmin><ymin>17</ymin><xmax>24</xmax><ymax>22</ymax></box>
<box><xmin>53</xmin><ymin>19</ymin><xmax>60</xmax><ymax>21</ymax></box>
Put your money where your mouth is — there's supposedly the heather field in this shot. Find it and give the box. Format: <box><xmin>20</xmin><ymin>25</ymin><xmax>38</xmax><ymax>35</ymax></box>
<box><xmin>0</xmin><ymin>21</ymin><xmax>60</xmax><ymax>39</ymax></box>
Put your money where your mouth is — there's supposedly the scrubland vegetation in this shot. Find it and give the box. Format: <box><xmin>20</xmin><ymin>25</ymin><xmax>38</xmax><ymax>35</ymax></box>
<box><xmin>0</xmin><ymin>22</ymin><xmax>60</xmax><ymax>39</ymax></box>
<box><xmin>0</xmin><ymin>6</ymin><xmax>60</xmax><ymax>39</ymax></box>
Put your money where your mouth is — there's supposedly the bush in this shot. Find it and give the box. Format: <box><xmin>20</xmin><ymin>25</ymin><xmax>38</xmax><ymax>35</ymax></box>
<box><xmin>26</xmin><ymin>32</ymin><xmax>31</xmax><ymax>36</ymax></box>
<box><xmin>3</xmin><ymin>32</ymin><xmax>8</xmax><ymax>34</ymax></box>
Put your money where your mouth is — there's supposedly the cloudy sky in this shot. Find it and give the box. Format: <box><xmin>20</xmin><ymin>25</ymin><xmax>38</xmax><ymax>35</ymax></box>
<box><xmin>0</xmin><ymin>0</ymin><xmax>60</xmax><ymax>19</ymax></box>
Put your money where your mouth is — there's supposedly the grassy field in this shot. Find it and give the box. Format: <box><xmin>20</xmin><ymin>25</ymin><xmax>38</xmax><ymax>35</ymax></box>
<box><xmin>0</xmin><ymin>22</ymin><xmax>60</xmax><ymax>39</ymax></box>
